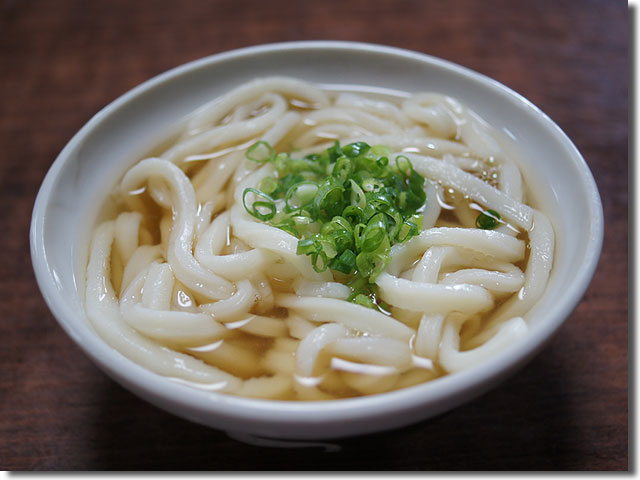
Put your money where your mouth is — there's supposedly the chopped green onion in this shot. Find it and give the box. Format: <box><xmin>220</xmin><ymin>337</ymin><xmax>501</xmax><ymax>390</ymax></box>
<box><xmin>311</xmin><ymin>250</ymin><xmax>329</xmax><ymax>272</ymax></box>
<box><xmin>342</xmin><ymin>141</ymin><xmax>371</xmax><ymax>158</ymax></box>
<box><xmin>369</xmin><ymin>253</ymin><xmax>390</xmax><ymax>282</ymax></box>
<box><xmin>349</xmin><ymin>179</ymin><xmax>366</xmax><ymax>208</ymax></box>
<box><xmin>370</xmin><ymin>145</ymin><xmax>391</xmax><ymax>157</ymax></box>
<box><xmin>361</xmin><ymin>213</ymin><xmax>387</xmax><ymax>253</ymax></box>
<box><xmin>327</xmin><ymin>141</ymin><xmax>343</xmax><ymax>162</ymax></box>
<box><xmin>355</xmin><ymin>251</ymin><xmax>379</xmax><ymax>278</ymax></box>
<box><xmin>396</xmin><ymin>220</ymin><xmax>419</xmax><ymax>242</ymax></box>
<box><xmin>240</xmin><ymin>140</ymin><xmax>429</xmax><ymax>313</ymax></box>
<box><xmin>274</xmin><ymin>152</ymin><xmax>289</xmax><ymax>172</ymax></box>
<box><xmin>259</xmin><ymin>176</ymin><xmax>278</xmax><ymax>195</ymax></box>
<box><xmin>377</xmin><ymin>156</ymin><xmax>389</xmax><ymax>168</ymax></box>
<box><xmin>314</xmin><ymin>179</ymin><xmax>345</xmax><ymax>220</ymax></box>
<box><xmin>476</xmin><ymin>209</ymin><xmax>501</xmax><ymax>230</ymax></box>
<box><xmin>350</xmin><ymin>293</ymin><xmax>375</xmax><ymax>309</ymax></box>
<box><xmin>329</xmin><ymin>216</ymin><xmax>353</xmax><ymax>234</ymax></box>
<box><xmin>242</xmin><ymin>188</ymin><xmax>277</xmax><ymax>221</ymax></box>
<box><xmin>362</xmin><ymin>178</ymin><xmax>384</xmax><ymax>193</ymax></box>
<box><xmin>246</xmin><ymin>141</ymin><xmax>275</xmax><ymax>163</ymax></box>
<box><xmin>285</xmin><ymin>181</ymin><xmax>318</xmax><ymax>211</ymax></box>
<box><xmin>342</xmin><ymin>205</ymin><xmax>365</xmax><ymax>225</ymax></box>
<box><xmin>276</xmin><ymin>223</ymin><xmax>299</xmax><ymax>236</ymax></box>
<box><xmin>330</xmin><ymin>249</ymin><xmax>357</xmax><ymax>274</ymax></box>
<box><xmin>395</xmin><ymin>155</ymin><xmax>413</xmax><ymax>177</ymax></box>
<box><xmin>332</xmin><ymin>156</ymin><xmax>353</xmax><ymax>181</ymax></box>
<box><xmin>353</xmin><ymin>222</ymin><xmax>366</xmax><ymax>251</ymax></box>
<box><xmin>296</xmin><ymin>238</ymin><xmax>316</xmax><ymax>255</ymax></box>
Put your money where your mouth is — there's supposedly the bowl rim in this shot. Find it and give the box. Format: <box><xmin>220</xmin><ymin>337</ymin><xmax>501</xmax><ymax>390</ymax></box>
<box><xmin>30</xmin><ymin>40</ymin><xmax>604</xmax><ymax>432</ymax></box>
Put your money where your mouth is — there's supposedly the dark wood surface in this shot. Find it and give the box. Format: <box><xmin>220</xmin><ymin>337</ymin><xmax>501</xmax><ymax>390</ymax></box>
<box><xmin>0</xmin><ymin>0</ymin><xmax>628</xmax><ymax>471</ymax></box>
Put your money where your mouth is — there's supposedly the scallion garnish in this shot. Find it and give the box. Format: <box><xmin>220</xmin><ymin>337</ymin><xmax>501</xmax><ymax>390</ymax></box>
<box><xmin>242</xmin><ymin>140</ymin><xmax>429</xmax><ymax>312</ymax></box>
<box><xmin>475</xmin><ymin>209</ymin><xmax>501</xmax><ymax>230</ymax></box>
<box><xmin>246</xmin><ymin>141</ymin><xmax>275</xmax><ymax>163</ymax></box>
<box><xmin>242</xmin><ymin>188</ymin><xmax>277</xmax><ymax>221</ymax></box>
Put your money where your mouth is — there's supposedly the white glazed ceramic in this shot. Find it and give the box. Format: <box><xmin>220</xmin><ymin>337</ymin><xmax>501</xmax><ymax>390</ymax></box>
<box><xmin>30</xmin><ymin>41</ymin><xmax>603</xmax><ymax>440</ymax></box>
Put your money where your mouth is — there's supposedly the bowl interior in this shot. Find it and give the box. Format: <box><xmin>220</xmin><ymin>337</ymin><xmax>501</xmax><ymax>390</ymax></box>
<box><xmin>31</xmin><ymin>41</ymin><xmax>603</xmax><ymax>439</ymax></box>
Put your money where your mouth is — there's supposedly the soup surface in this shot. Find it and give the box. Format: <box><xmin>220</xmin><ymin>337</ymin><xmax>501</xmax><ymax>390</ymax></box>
<box><xmin>85</xmin><ymin>77</ymin><xmax>554</xmax><ymax>400</ymax></box>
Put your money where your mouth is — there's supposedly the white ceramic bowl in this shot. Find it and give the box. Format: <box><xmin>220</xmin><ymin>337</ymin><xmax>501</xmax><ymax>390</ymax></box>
<box><xmin>30</xmin><ymin>41</ymin><xmax>603</xmax><ymax>440</ymax></box>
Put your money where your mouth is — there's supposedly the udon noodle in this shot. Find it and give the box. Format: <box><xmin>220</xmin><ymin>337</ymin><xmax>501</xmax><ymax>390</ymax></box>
<box><xmin>85</xmin><ymin>77</ymin><xmax>554</xmax><ymax>400</ymax></box>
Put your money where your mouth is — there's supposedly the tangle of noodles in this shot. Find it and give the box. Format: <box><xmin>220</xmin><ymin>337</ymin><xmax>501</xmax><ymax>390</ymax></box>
<box><xmin>85</xmin><ymin>77</ymin><xmax>554</xmax><ymax>400</ymax></box>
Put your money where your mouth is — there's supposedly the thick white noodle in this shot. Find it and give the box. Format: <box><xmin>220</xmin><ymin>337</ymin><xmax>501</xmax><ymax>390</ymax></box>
<box><xmin>186</xmin><ymin>76</ymin><xmax>329</xmax><ymax>133</ymax></box>
<box><xmin>120</xmin><ymin>245</ymin><xmax>162</xmax><ymax>295</ymax></box>
<box><xmin>495</xmin><ymin>210</ymin><xmax>555</xmax><ymax>320</ymax></box>
<box><xmin>296</xmin><ymin>133</ymin><xmax>470</xmax><ymax>158</ymax></box>
<box><xmin>414</xmin><ymin>313</ymin><xmax>445</xmax><ymax>359</ymax></box>
<box><xmin>261</xmin><ymin>111</ymin><xmax>302</xmax><ymax>147</ymax></box>
<box><xmin>326</xmin><ymin>337</ymin><xmax>412</xmax><ymax>368</ymax></box>
<box><xmin>194</xmin><ymin>210</ymin><xmax>274</xmax><ymax>281</ymax></box>
<box><xmin>439</xmin><ymin>315</ymin><xmax>528</xmax><ymax>373</ymax></box>
<box><xmin>162</xmin><ymin>93</ymin><xmax>287</xmax><ymax>163</ymax></box>
<box><xmin>498</xmin><ymin>160</ymin><xmax>524</xmax><ymax>202</ymax></box>
<box><xmin>335</xmin><ymin>92</ymin><xmax>412</xmax><ymax>127</ymax></box>
<box><xmin>286</xmin><ymin>314</ymin><xmax>317</xmax><ymax>340</ymax></box>
<box><xmin>120</xmin><ymin>157</ymin><xmax>235</xmax><ymax>300</ymax></box>
<box><xmin>141</xmin><ymin>262</ymin><xmax>174</xmax><ymax>310</ymax></box>
<box><xmin>412</xmin><ymin>246</ymin><xmax>451</xmax><ymax>283</ymax></box>
<box><xmin>411</xmin><ymin>245</ymin><xmax>525</xmax><ymax>293</ymax></box>
<box><xmin>376</xmin><ymin>272</ymin><xmax>493</xmax><ymax>314</ymax></box>
<box><xmin>386</xmin><ymin>227</ymin><xmax>525</xmax><ymax>277</ymax></box>
<box><xmin>293</xmin><ymin>279</ymin><xmax>351</xmax><ymax>300</ymax></box>
<box><xmin>403</xmin><ymin>153</ymin><xmax>533</xmax><ymax>230</ymax></box>
<box><xmin>295</xmin><ymin>323</ymin><xmax>350</xmax><ymax>377</ymax></box>
<box><xmin>402</xmin><ymin>94</ymin><xmax>458</xmax><ymax>138</ymax></box>
<box><xmin>194</xmin><ymin>199</ymin><xmax>223</xmax><ymax>240</ymax></box>
<box><xmin>249</xmin><ymin>273</ymin><xmax>275</xmax><ymax>314</ymax></box>
<box><xmin>442</xmin><ymin>153</ymin><xmax>485</xmax><ymax>173</ymax></box>
<box><xmin>423</xmin><ymin>180</ymin><xmax>442</xmax><ymax>229</ymax></box>
<box><xmin>468</xmin><ymin>210</ymin><xmax>555</xmax><ymax>348</ymax></box>
<box><xmin>114</xmin><ymin>211</ymin><xmax>142</xmax><ymax>267</ymax></box>
<box><xmin>86</xmin><ymin>222</ymin><xmax>241</xmax><ymax>389</ymax></box>
<box><xmin>193</xmin><ymin>152</ymin><xmax>243</xmax><ymax>204</ymax></box>
<box><xmin>458</xmin><ymin>112</ymin><xmax>503</xmax><ymax>159</ymax></box>
<box><xmin>304</xmin><ymin>107</ymin><xmax>404</xmax><ymax>135</ymax></box>
<box><xmin>231</xmin><ymin>204</ymin><xmax>332</xmax><ymax>282</ymax></box>
<box><xmin>120</xmin><ymin>265</ymin><xmax>228</xmax><ymax>344</ymax></box>
<box><xmin>228</xmin><ymin>314</ymin><xmax>288</xmax><ymax>338</ymax></box>
<box><xmin>276</xmin><ymin>294</ymin><xmax>414</xmax><ymax>341</ymax></box>
<box><xmin>294</xmin><ymin>124</ymin><xmax>372</xmax><ymax>148</ymax></box>
<box><xmin>440</xmin><ymin>267</ymin><xmax>524</xmax><ymax>293</ymax></box>
<box><xmin>198</xmin><ymin>279</ymin><xmax>258</xmax><ymax>322</ymax></box>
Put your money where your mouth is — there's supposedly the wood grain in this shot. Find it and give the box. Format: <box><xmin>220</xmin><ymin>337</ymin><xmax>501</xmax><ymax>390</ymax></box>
<box><xmin>0</xmin><ymin>0</ymin><xmax>627</xmax><ymax>470</ymax></box>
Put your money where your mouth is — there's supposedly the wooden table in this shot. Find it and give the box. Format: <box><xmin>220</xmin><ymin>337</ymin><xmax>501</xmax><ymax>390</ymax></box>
<box><xmin>0</xmin><ymin>0</ymin><xmax>627</xmax><ymax>471</ymax></box>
